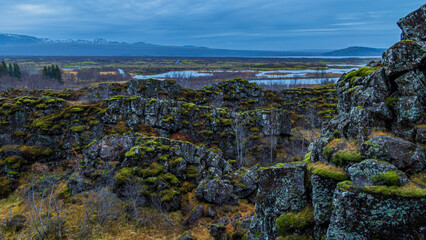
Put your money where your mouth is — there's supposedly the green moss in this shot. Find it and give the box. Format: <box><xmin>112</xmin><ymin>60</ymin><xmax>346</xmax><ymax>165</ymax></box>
<box><xmin>221</xmin><ymin>118</ymin><xmax>233</xmax><ymax>126</ymax></box>
<box><xmin>331</xmin><ymin>150</ymin><xmax>362</xmax><ymax>166</ymax></box>
<box><xmin>250</xmin><ymin>127</ymin><xmax>260</xmax><ymax>132</ymax></box>
<box><xmin>308</xmin><ymin>162</ymin><xmax>348</xmax><ymax>181</ymax></box>
<box><xmin>348</xmin><ymin>85</ymin><xmax>361</xmax><ymax>94</ymax></box>
<box><xmin>13</xmin><ymin>131</ymin><xmax>26</xmax><ymax>137</ymax></box>
<box><xmin>169</xmin><ymin>157</ymin><xmax>183</xmax><ymax>167</ymax></box>
<box><xmin>322</xmin><ymin>146</ymin><xmax>332</xmax><ymax>160</ymax></box>
<box><xmin>146</xmin><ymin>98</ymin><xmax>157</xmax><ymax>107</ymax></box>
<box><xmin>385</xmin><ymin>98</ymin><xmax>398</xmax><ymax>108</ymax></box>
<box><xmin>162</xmin><ymin>115</ymin><xmax>174</xmax><ymax>122</ymax></box>
<box><xmin>199</xmin><ymin>130</ymin><xmax>214</xmax><ymax>136</ymax></box>
<box><xmin>185</xmin><ymin>165</ymin><xmax>198</xmax><ymax>179</ymax></box>
<box><xmin>342</xmin><ymin>66</ymin><xmax>375</xmax><ymax>85</ymax></box>
<box><xmin>84</xmin><ymin>140</ymin><xmax>97</xmax><ymax>149</ymax></box>
<box><xmin>106</xmin><ymin>95</ymin><xmax>125</xmax><ymax>101</ymax></box>
<box><xmin>5</xmin><ymin>155</ymin><xmax>23</xmax><ymax>165</ymax></box>
<box><xmin>35</xmin><ymin>103</ymin><xmax>49</xmax><ymax>109</ymax></box>
<box><xmin>69</xmin><ymin>107</ymin><xmax>84</xmax><ymax>113</ymax></box>
<box><xmin>333</xmin><ymin>130</ymin><xmax>339</xmax><ymax>137</ymax></box>
<box><xmin>18</xmin><ymin>146</ymin><xmax>52</xmax><ymax>159</ymax></box>
<box><xmin>70</xmin><ymin>125</ymin><xmax>85</xmax><ymax>132</ymax></box>
<box><xmin>303</xmin><ymin>152</ymin><xmax>311</xmax><ymax>164</ymax></box>
<box><xmin>89</xmin><ymin>120</ymin><xmax>100</xmax><ymax>126</ymax></box>
<box><xmin>2</xmin><ymin>103</ymin><xmax>13</xmax><ymax>108</ymax></box>
<box><xmin>276</xmin><ymin>205</ymin><xmax>314</xmax><ymax>235</ymax></box>
<box><xmin>137</xmin><ymin>163</ymin><xmax>165</xmax><ymax>178</ymax></box>
<box><xmin>116</xmin><ymin>167</ymin><xmax>134</xmax><ymax>185</ymax></box>
<box><xmin>21</xmin><ymin>98</ymin><xmax>38</xmax><ymax>105</ymax></box>
<box><xmin>124</xmin><ymin>145</ymin><xmax>153</xmax><ymax>158</ymax></box>
<box><xmin>371</xmin><ymin>170</ymin><xmax>404</xmax><ymax>186</ymax></box>
<box><xmin>161</xmin><ymin>172</ymin><xmax>180</xmax><ymax>185</ymax></box>
<box><xmin>158</xmin><ymin>154</ymin><xmax>169</xmax><ymax>162</ymax></box>
<box><xmin>32</xmin><ymin>118</ymin><xmax>54</xmax><ymax>131</ymax></box>
<box><xmin>338</xmin><ymin>180</ymin><xmax>426</xmax><ymax>197</ymax></box>
<box><xmin>160</xmin><ymin>188</ymin><xmax>180</xmax><ymax>202</ymax></box>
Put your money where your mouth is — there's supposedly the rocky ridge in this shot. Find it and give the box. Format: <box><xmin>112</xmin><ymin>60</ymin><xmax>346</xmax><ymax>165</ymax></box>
<box><xmin>247</xmin><ymin>5</ymin><xmax>426</xmax><ymax>240</ymax></box>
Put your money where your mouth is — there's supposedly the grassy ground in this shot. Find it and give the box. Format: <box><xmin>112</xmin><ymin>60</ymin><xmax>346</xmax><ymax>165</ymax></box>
<box><xmin>0</xmin><ymin>171</ymin><xmax>255</xmax><ymax>240</ymax></box>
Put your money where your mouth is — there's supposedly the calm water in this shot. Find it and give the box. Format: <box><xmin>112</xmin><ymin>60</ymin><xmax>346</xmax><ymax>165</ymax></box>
<box><xmin>132</xmin><ymin>62</ymin><xmax>366</xmax><ymax>85</ymax></box>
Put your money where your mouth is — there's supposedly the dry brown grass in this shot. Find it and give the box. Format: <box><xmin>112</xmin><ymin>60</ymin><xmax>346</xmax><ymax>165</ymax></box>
<box><xmin>0</xmin><ymin>177</ymin><xmax>255</xmax><ymax>240</ymax></box>
<box><xmin>368</xmin><ymin>130</ymin><xmax>396</xmax><ymax>138</ymax></box>
<box><xmin>298</xmin><ymin>128</ymin><xmax>321</xmax><ymax>142</ymax></box>
<box><xmin>100</xmin><ymin>71</ymin><xmax>118</xmax><ymax>76</ymax></box>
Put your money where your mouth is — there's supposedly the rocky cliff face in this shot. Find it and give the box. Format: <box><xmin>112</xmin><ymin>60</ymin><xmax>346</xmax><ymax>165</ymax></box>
<box><xmin>248</xmin><ymin>4</ymin><xmax>426</xmax><ymax>240</ymax></box>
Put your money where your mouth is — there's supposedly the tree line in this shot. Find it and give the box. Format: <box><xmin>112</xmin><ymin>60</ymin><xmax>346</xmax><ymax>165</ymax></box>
<box><xmin>42</xmin><ymin>65</ymin><xmax>62</xmax><ymax>83</ymax></box>
<box><xmin>0</xmin><ymin>60</ymin><xmax>21</xmax><ymax>79</ymax></box>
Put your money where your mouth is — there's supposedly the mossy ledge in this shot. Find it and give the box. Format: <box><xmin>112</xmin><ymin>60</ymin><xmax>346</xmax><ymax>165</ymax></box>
<box><xmin>337</xmin><ymin>180</ymin><xmax>426</xmax><ymax>198</ymax></box>
<box><xmin>307</xmin><ymin>161</ymin><xmax>348</xmax><ymax>181</ymax></box>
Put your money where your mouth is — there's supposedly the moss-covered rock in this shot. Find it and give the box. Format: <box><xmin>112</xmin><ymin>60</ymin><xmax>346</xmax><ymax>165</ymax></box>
<box><xmin>249</xmin><ymin>162</ymin><xmax>308</xmax><ymax>239</ymax></box>
<box><xmin>276</xmin><ymin>205</ymin><xmax>314</xmax><ymax>235</ymax></box>
<box><xmin>327</xmin><ymin>184</ymin><xmax>426</xmax><ymax>239</ymax></box>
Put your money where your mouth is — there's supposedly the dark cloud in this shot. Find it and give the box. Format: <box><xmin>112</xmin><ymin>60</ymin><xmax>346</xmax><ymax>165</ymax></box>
<box><xmin>0</xmin><ymin>0</ymin><xmax>424</xmax><ymax>50</ymax></box>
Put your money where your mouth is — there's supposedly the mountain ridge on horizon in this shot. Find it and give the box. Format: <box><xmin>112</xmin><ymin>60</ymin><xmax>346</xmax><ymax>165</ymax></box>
<box><xmin>0</xmin><ymin>33</ymin><xmax>386</xmax><ymax>57</ymax></box>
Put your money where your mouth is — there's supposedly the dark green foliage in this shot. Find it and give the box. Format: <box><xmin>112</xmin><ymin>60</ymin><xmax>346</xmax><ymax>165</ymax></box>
<box><xmin>42</xmin><ymin>64</ymin><xmax>62</xmax><ymax>83</ymax></box>
<box><xmin>0</xmin><ymin>60</ymin><xmax>7</xmax><ymax>76</ymax></box>
<box><xmin>0</xmin><ymin>59</ymin><xmax>22</xmax><ymax>79</ymax></box>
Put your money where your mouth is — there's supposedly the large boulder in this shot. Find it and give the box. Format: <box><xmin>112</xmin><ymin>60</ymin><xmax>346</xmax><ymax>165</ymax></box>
<box><xmin>208</xmin><ymin>217</ymin><xmax>230</xmax><ymax>238</ymax></box>
<box><xmin>360</xmin><ymin>135</ymin><xmax>424</xmax><ymax>173</ymax></box>
<box><xmin>232</xmin><ymin>165</ymin><xmax>259</xmax><ymax>199</ymax></box>
<box><xmin>196</xmin><ymin>178</ymin><xmax>234</xmax><ymax>205</ymax></box>
<box><xmin>327</xmin><ymin>186</ymin><xmax>426</xmax><ymax>240</ymax></box>
<box><xmin>183</xmin><ymin>205</ymin><xmax>204</xmax><ymax>226</ymax></box>
<box><xmin>394</xmin><ymin>69</ymin><xmax>426</xmax><ymax>99</ymax></box>
<box><xmin>397</xmin><ymin>4</ymin><xmax>426</xmax><ymax>41</ymax></box>
<box><xmin>248</xmin><ymin>162</ymin><xmax>308</xmax><ymax>239</ymax></box>
<box><xmin>382</xmin><ymin>40</ymin><xmax>425</xmax><ymax>76</ymax></box>
<box><xmin>311</xmin><ymin>174</ymin><xmax>339</xmax><ymax>239</ymax></box>
<box><xmin>348</xmin><ymin>159</ymin><xmax>408</xmax><ymax>187</ymax></box>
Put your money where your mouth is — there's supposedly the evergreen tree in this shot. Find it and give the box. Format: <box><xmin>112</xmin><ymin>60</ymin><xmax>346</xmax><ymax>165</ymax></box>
<box><xmin>55</xmin><ymin>65</ymin><xmax>62</xmax><ymax>82</ymax></box>
<box><xmin>0</xmin><ymin>60</ymin><xmax>6</xmax><ymax>76</ymax></box>
<box><xmin>42</xmin><ymin>66</ymin><xmax>48</xmax><ymax>78</ymax></box>
<box><xmin>13</xmin><ymin>63</ymin><xmax>21</xmax><ymax>79</ymax></box>
<box><xmin>8</xmin><ymin>63</ymin><xmax>13</xmax><ymax>77</ymax></box>
<box><xmin>1</xmin><ymin>60</ymin><xmax>6</xmax><ymax>71</ymax></box>
<box><xmin>41</xmin><ymin>64</ymin><xmax>63</xmax><ymax>83</ymax></box>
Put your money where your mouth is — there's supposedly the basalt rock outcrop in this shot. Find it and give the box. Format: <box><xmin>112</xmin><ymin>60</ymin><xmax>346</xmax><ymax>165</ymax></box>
<box><xmin>249</xmin><ymin>4</ymin><xmax>426</xmax><ymax>240</ymax></box>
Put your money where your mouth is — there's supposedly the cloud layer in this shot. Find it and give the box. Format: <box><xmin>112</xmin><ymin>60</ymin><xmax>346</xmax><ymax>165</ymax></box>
<box><xmin>0</xmin><ymin>0</ymin><xmax>424</xmax><ymax>50</ymax></box>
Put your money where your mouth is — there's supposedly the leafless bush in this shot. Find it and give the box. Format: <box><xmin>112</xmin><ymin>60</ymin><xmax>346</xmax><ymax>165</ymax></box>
<box><xmin>151</xmin><ymin>196</ymin><xmax>174</xmax><ymax>228</ymax></box>
<box><xmin>121</xmin><ymin>182</ymin><xmax>150</xmax><ymax>226</ymax></box>
<box><xmin>25</xmin><ymin>177</ymin><xmax>67</xmax><ymax>239</ymax></box>
<box><xmin>232</xmin><ymin>114</ymin><xmax>247</xmax><ymax>167</ymax></box>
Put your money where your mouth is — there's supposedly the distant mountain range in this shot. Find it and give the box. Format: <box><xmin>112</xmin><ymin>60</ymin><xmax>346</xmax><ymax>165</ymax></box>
<box><xmin>0</xmin><ymin>33</ymin><xmax>385</xmax><ymax>57</ymax></box>
<box><xmin>322</xmin><ymin>46</ymin><xmax>386</xmax><ymax>56</ymax></box>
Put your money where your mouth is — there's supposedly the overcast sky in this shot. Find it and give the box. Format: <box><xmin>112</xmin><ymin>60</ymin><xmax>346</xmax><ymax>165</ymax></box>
<box><xmin>0</xmin><ymin>0</ymin><xmax>424</xmax><ymax>50</ymax></box>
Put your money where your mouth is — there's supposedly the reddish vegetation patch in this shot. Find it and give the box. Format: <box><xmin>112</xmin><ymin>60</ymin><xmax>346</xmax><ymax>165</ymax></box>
<box><xmin>170</xmin><ymin>132</ymin><xmax>192</xmax><ymax>142</ymax></box>
<box><xmin>136</xmin><ymin>123</ymin><xmax>159</xmax><ymax>136</ymax></box>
